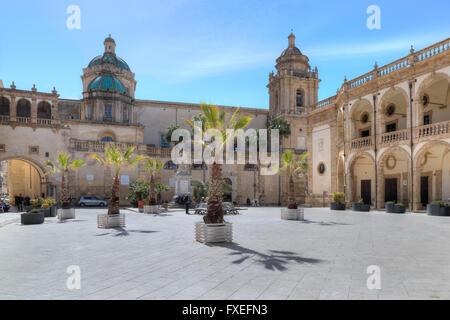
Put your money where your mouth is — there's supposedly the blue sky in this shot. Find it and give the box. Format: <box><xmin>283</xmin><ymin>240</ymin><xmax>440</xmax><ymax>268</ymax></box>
<box><xmin>0</xmin><ymin>0</ymin><xmax>449</xmax><ymax>108</ymax></box>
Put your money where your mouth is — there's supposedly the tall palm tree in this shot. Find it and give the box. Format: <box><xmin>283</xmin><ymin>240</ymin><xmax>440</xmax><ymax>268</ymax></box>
<box><xmin>92</xmin><ymin>144</ymin><xmax>145</xmax><ymax>215</ymax></box>
<box><xmin>186</xmin><ymin>104</ymin><xmax>251</xmax><ymax>224</ymax></box>
<box><xmin>45</xmin><ymin>153</ymin><xmax>84</xmax><ymax>209</ymax></box>
<box><xmin>145</xmin><ymin>158</ymin><xmax>163</xmax><ymax>206</ymax></box>
<box><xmin>279</xmin><ymin>150</ymin><xmax>309</xmax><ymax>209</ymax></box>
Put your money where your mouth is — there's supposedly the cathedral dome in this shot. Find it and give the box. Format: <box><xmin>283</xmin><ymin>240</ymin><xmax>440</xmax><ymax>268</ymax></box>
<box><xmin>88</xmin><ymin>54</ymin><xmax>130</xmax><ymax>71</ymax></box>
<box><xmin>87</xmin><ymin>35</ymin><xmax>131</xmax><ymax>71</ymax></box>
<box><xmin>88</xmin><ymin>75</ymin><xmax>126</xmax><ymax>93</ymax></box>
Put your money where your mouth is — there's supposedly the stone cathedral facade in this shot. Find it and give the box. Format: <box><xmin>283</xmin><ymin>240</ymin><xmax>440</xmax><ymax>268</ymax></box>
<box><xmin>0</xmin><ymin>34</ymin><xmax>449</xmax><ymax>210</ymax></box>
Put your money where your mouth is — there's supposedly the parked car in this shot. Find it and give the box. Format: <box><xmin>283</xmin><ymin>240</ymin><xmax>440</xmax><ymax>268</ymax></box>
<box><xmin>78</xmin><ymin>196</ymin><xmax>107</xmax><ymax>207</ymax></box>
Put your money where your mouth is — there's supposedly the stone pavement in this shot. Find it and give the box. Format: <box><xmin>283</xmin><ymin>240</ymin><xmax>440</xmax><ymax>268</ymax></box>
<box><xmin>0</xmin><ymin>207</ymin><xmax>449</xmax><ymax>300</ymax></box>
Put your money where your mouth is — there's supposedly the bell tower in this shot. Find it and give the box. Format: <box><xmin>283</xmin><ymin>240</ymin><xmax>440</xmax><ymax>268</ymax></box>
<box><xmin>268</xmin><ymin>33</ymin><xmax>320</xmax><ymax>118</ymax></box>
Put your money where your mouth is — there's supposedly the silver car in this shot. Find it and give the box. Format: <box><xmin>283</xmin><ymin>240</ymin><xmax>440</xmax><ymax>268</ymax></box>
<box><xmin>78</xmin><ymin>196</ymin><xmax>107</xmax><ymax>207</ymax></box>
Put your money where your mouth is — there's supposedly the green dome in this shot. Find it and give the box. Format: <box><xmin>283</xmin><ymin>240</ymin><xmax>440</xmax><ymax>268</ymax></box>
<box><xmin>88</xmin><ymin>53</ymin><xmax>131</xmax><ymax>71</ymax></box>
<box><xmin>88</xmin><ymin>75</ymin><xmax>126</xmax><ymax>93</ymax></box>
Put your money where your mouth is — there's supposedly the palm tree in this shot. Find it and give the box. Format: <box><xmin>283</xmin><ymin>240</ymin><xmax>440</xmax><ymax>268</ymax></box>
<box><xmin>186</xmin><ymin>104</ymin><xmax>251</xmax><ymax>224</ymax></box>
<box><xmin>145</xmin><ymin>158</ymin><xmax>163</xmax><ymax>206</ymax></box>
<box><xmin>92</xmin><ymin>144</ymin><xmax>145</xmax><ymax>215</ymax></box>
<box><xmin>279</xmin><ymin>150</ymin><xmax>309</xmax><ymax>209</ymax></box>
<box><xmin>45</xmin><ymin>153</ymin><xmax>84</xmax><ymax>209</ymax></box>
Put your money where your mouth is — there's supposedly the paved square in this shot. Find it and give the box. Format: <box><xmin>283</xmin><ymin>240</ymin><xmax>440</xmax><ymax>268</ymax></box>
<box><xmin>1</xmin><ymin>207</ymin><xmax>450</xmax><ymax>300</ymax></box>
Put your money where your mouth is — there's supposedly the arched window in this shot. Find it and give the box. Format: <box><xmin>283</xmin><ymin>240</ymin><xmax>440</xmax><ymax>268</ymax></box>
<box><xmin>163</xmin><ymin>160</ymin><xmax>178</xmax><ymax>170</ymax></box>
<box><xmin>296</xmin><ymin>90</ymin><xmax>304</xmax><ymax>107</ymax></box>
<box><xmin>0</xmin><ymin>97</ymin><xmax>10</xmax><ymax>116</ymax></box>
<box><xmin>37</xmin><ymin>101</ymin><xmax>52</xmax><ymax>119</ymax></box>
<box><xmin>101</xmin><ymin>136</ymin><xmax>114</xmax><ymax>142</ymax></box>
<box><xmin>16</xmin><ymin>99</ymin><xmax>31</xmax><ymax>117</ymax></box>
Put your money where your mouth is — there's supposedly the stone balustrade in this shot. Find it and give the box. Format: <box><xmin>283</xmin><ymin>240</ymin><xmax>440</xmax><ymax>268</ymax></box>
<box><xmin>69</xmin><ymin>139</ymin><xmax>173</xmax><ymax>158</ymax></box>
<box><xmin>415</xmin><ymin>120</ymin><xmax>450</xmax><ymax>139</ymax></box>
<box><xmin>16</xmin><ymin>117</ymin><xmax>31</xmax><ymax>124</ymax></box>
<box><xmin>344</xmin><ymin>38</ymin><xmax>449</xmax><ymax>91</ymax></box>
<box><xmin>0</xmin><ymin>115</ymin><xmax>10</xmax><ymax>123</ymax></box>
<box><xmin>350</xmin><ymin>136</ymin><xmax>373</xmax><ymax>150</ymax></box>
<box><xmin>378</xmin><ymin>129</ymin><xmax>409</xmax><ymax>146</ymax></box>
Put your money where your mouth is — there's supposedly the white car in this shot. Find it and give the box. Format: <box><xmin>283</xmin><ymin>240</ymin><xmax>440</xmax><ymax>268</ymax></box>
<box><xmin>78</xmin><ymin>196</ymin><xmax>107</xmax><ymax>207</ymax></box>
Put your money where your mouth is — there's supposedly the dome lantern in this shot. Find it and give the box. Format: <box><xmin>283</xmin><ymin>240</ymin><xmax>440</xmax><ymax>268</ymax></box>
<box><xmin>104</xmin><ymin>34</ymin><xmax>116</xmax><ymax>54</ymax></box>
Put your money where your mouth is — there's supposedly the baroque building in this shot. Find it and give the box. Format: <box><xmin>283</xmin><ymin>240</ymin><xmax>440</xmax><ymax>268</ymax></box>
<box><xmin>0</xmin><ymin>34</ymin><xmax>449</xmax><ymax>211</ymax></box>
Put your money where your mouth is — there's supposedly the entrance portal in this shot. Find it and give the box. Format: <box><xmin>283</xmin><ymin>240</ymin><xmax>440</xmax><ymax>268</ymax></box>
<box><xmin>385</xmin><ymin>178</ymin><xmax>398</xmax><ymax>203</ymax></box>
<box><xmin>420</xmin><ymin>176</ymin><xmax>429</xmax><ymax>208</ymax></box>
<box><xmin>0</xmin><ymin>159</ymin><xmax>45</xmax><ymax>206</ymax></box>
<box><xmin>361</xmin><ymin>180</ymin><xmax>371</xmax><ymax>205</ymax></box>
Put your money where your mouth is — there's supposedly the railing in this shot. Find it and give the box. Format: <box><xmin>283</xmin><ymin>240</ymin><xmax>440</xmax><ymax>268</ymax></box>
<box><xmin>416</xmin><ymin>38</ymin><xmax>450</xmax><ymax>62</ymax></box>
<box><xmin>16</xmin><ymin>117</ymin><xmax>31</xmax><ymax>124</ymax></box>
<box><xmin>350</xmin><ymin>136</ymin><xmax>373</xmax><ymax>150</ymax></box>
<box><xmin>379</xmin><ymin>129</ymin><xmax>409</xmax><ymax>145</ymax></box>
<box><xmin>0</xmin><ymin>115</ymin><xmax>10</xmax><ymax>122</ymax></box>
<box><xmin>37</xmin><ymin>118</ymin><xmax>52</xmax><ymax>125</ymax></box>
<box><xmin>415</xmin><ymin>120</ymin><xmax>450</xmax><ymax>139</ymax></box>
<box><xmin>314</xmin><ymin>95</ymin><xmax>337</xmax><ymax>109</ymax></box>
<box><xmin>344</xmin><ymin>38</ymin><xmax>449</xmax><ymax>91</ymax></box>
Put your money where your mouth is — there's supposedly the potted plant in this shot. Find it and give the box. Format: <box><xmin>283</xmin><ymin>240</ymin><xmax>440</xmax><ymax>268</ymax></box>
<box><xmin>30</xmin><ymin>197</ymin><xmax>44</xmax><ymax>211</ymax></box>
<box><xmin>21</xmin><ymin>209</ymin><xmax>45</xmax><ymax>225</ymax></box>
<box><xmin>278</xmin><ymin>150</ymin><xmax>309</xmax><ymax>221</ymax></box>
<box><xmin>41</xmin><ymin>197</ymin><xmax>57</xmax><ymax>217</ymax></box>
<box><xmin>386</xmin><ymin>202</ymin><xmax>406</xmax><ymax>214</ymax></box>
<box><xmin>46</xmin><ymin>153</ymin><xmax>84</xmax><ymax>221</ymax></box>
<box><xmin>125</xmin><ymin>180</ymin><xmax>149</xmax><ymax>212</ymax></box>
<box><xmin>93</xmin><ymin>144</ymin><xmax>145</xmax><ymax>229</ymax></box>
<box><xmin>427</xmin><ymin>201</ymin><xmax>450</xmax><ymax>216</ymax></box>
<box><xmin>143</xmin><ymin>158</ymin><xmax>163</xmax><ymax>214</ymax></box>
<box><xmin>186</xmin><ymin>104</ymin><xmax>251</xmax><ymax>243</ymax></box>
<box><xmin>330</xmin><ymin>192</ymin><xmax>346</xmax><ymax>211</ymax></box>
<box><xmin>352</xmin><ymin>199</ymin><xmax>371</xmax><ymax>212</ymax></box>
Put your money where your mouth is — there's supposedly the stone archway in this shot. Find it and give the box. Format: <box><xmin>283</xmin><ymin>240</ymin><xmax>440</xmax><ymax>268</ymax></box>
<box><xmin>0</xmin><ymin>157</ymin><xmax>48</xmax><ymax>207</ymax></box>
<box><xmin>346</xmin><ymin>151</ymin><xmax>376</xmax><ymax>205</ymax></box>
<box><xmin>413</xmin><ymin>140</ymin><xmax>450</xmax><ymax>210</ymax></box>
<box><xmin>377</xmin><ymin>147</ymin><xmax>411</xmax><ymax>209</ymax></box>
<box><xmin>415</xmin><ymin>73</ymin><xmax>450</xmax><ymax>127</ymax></box>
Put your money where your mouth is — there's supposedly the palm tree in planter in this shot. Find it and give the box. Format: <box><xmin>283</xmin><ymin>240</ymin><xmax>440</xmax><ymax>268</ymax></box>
<box><xmin>92</xmin><ymin>144</ymin><xmax>145</xmax><ymax>228</ymax></box>
<box><xmin>186</xmin><ymin>104</ymin><xmax>251</xmax><ymax>243</ymax></box>
<box><xmin>45</xmin><ymin>153</ymin><xmax>84</xmax><ymax>221</ymax></box>
<box><xmin>278</xmin><ymin>150</ymin><xmax>309</xmax><ymax>221</ymax></box>
<box><xmin>144</xmin><ymin>158</ymin><xmax>163</xmax><ymax>214</ymax></box>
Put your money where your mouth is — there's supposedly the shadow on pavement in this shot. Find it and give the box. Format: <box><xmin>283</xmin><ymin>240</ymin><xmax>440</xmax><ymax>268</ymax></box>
<box><xmin>211</xmin><ymin>243</ymin><xmax>322</xmax><ymax>271</ymax></box>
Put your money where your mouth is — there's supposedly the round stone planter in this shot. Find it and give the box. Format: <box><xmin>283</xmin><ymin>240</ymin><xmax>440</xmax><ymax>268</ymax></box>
<box><xmin>144</xmin><ymin>205</ymin><xmax>161</xmax><ymax>214</ymax></box>
<box><xmin>281</xmin><ymin>208</ymin><xmax>304</xmax><ymax>221</ymax></box>
<box><xmin>195</xmin><ymin>222</ymin><xmax>232</xmax><ymax>244</ymax></box>
<box><xmin>97</xmin><ymin>214</ymin><xmax>125</xmax><ymax>229</ymax></box>
<box><xmin>330</xmin><ymin>202</ymin><xmax>346</xmax><ymax>211</ymax></box>
<box><xmin>386</xmin><ymin>203</ymin><xmax>406</xmax><ymax>214</ymax></box>
<box><xmin>21</xmin><ymin>212</ymin><xmax>44</xmax><ymax>225</ymax></box>
<box><xmin>352</xmin><ymin>203</ymin><xmax>371</xmax><ymax>212</ymax></box>
<box><xmin>58</xmin><ymin>208</ymin><xmax>75</xmax><ymax>221</ymax></box>
<box><xmin>427</xmin><ymin>204</ymin><xmax>450</xmax><ymax>217</ymax></box>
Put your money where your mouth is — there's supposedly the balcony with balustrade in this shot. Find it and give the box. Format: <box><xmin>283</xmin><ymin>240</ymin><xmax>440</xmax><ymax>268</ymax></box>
<box><xmin>349</xmin><ymin>120</ymin><xmax>450</xmax><ymax>152</ymax></box>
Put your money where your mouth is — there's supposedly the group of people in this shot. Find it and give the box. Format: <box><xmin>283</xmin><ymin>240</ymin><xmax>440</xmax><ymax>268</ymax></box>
<box><xmin>246</xmin><ymin>198</ymin><xmax>264</xmax><ymax>207</ymax></box>
<box><xmin>14</xmin><ymin>194</ymin><xmax>30</xmax><ymax>212</ymax></box>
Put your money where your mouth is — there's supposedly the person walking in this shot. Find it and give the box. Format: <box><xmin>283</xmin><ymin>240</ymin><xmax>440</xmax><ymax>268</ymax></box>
<box><xmin>185</xmin><ymin>195</ymin><xmax>192</xmax><ymax>214</ymax></box>
<box><xmin>17</xmin><ymin>194</ymin><xmax>24</xmax><ymax>212</ymax></box>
